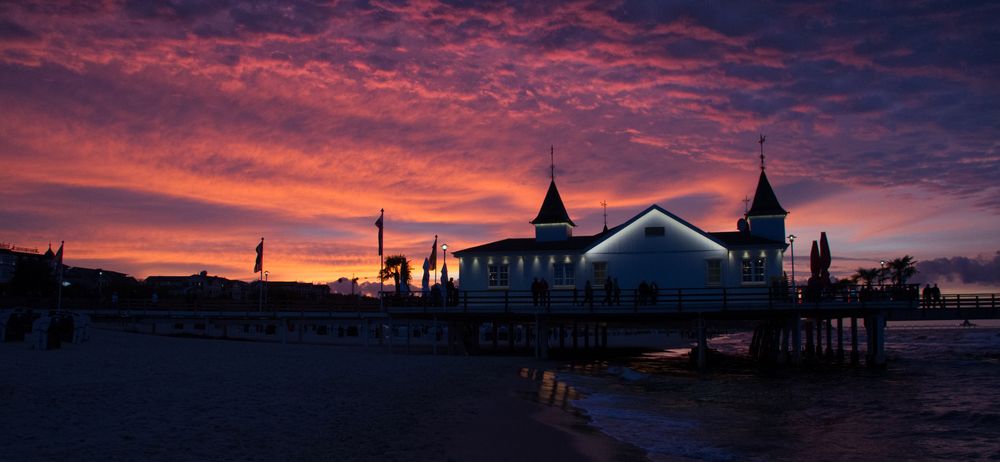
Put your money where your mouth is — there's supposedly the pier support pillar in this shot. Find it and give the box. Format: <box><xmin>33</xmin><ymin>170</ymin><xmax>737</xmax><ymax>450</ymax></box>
<box><xmin>593</xmin><ymin>323</ymin><xmax>600</xmax><ymax>349</ymax></box>
<box><xmin>836</xmin><ymin>318</ymin><xmax>844</xmax><ymax>364</ymax></box>
<box><xmin>558</xmin><ymin>324</ymin><xmax>565</xmax><ymax>350</ymax></box>
<box><xmin>602</xmin><ymin>325</ymin><xmax>608</xmax><ymax>349</ymax></box>
<box><xmin>873</xmin><ymin>312</ymin><xmax>886</xmax><ymax>367</ymax></box>
<box><xmin>363</xmin><ymin>319</ymin><xmax>369</xmax><ymax>347</ymax></box>
<box><xmin>536</xmin><ymin>320</ymin><xmax>549</xmax><ymax>359</ymax></box>
<box><xmin>696</xmin><ymin>317</ymin><xmax>707</xmax><ymax>369</ymax></box>
<box><xmin>792</xmin><ymin>316</ymin><xmax>802</xmax><ymax>365</ymax></box>
<box><xmin>804</xmin><ymin>320</ymin><xmax>814</xmax><ymax>360</ymax></box>
<box><xmin>850</xmin><ymin>317</ymin><xmax>859</xmax><ymax>365</ymax></box>
<box><xmin>584</xmin><ymin>324</ymin><xmax>590</xmax><ymax>349</ymax></box>
<box><xmin>492</xmin><ymin>322</ymin><xmax>498</xmax><ymax>350</ymax></box>
<box><xmin>508</xmin><ymin>322</ymin><xmax>515</xmax><ymax>351</ymax></box>
<box><xmin>780</xmin><ymin>321</ymin><xmax>790</xmax><ymax>363</ymax></box>
<box><xmin>433</xmin><ymin>317</ymin><xmax>439</xmax><ymax>355</ymax></box>
<box><xmin>406</xmin><ymin>321</ymin><xmax>411</xmax><ymax>354</ymax></box>
<box><xmin>816</xmin><ymin>319</ymin><xmax>824</xmax><ymax>358</ymax></box>
<box><xmin>825</xmin><ymin>318</ymin><xmax>834</xmax><ymax>361</ymax></box>
<box><xmin>572</xmin><ymin>322</ymin><xmax>578</xmax><ymax>350</ymax></box>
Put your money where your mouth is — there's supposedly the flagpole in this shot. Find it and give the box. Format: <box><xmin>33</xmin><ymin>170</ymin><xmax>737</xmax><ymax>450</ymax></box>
<box><xmin>258</xmin><ymin>237</ymin><xmax>264</xmax><ymax>313</ymax></box>
<box><xmin>56</xmin><ymin>241</ymin><xmax>64</xmax><ymax>311</ymax></box>
<box><xmin>379</xmin><ymin>209</ymin><xmax>384</xmax><ymax>312</ymax></box>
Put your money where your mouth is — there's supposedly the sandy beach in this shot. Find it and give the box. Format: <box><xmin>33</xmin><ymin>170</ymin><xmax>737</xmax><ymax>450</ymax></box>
<box><xmin>0</xmin><ymin>328</ymin><xmax>646</xmax><ymax>461</ymax></box>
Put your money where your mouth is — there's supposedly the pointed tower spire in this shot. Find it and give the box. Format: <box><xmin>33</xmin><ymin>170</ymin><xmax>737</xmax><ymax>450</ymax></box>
<box><xmin>758</xmin><ymin>134</ymin><xmax>766</xmax><ymax>171</ymax></box>
<box><xmin>550</xmin><ymin>145</ymin><xmax>555</xmax><ymax>181</ymax></box>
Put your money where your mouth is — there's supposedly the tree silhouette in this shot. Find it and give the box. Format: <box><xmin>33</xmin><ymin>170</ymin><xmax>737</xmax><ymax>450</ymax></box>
<box><xmin>379</xmin><ymin>254</ymin><xmax>412</xmax><ymax>295</ymax></box>
<box><xmin>851</xmin><ymin>267</ymin><xmax>881</xmax><ymax>287</ymax></box>
<box><xmin>887</xmin><ymin>255</ymin><xmax>918</xmax><ymax>286</ymax></box>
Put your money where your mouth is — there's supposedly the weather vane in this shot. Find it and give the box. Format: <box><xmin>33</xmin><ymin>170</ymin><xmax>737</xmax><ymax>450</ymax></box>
<box><xmin>550</xmin><ymin>145</ymin><xmax>555</xmax><ymax>181</ymax></box>
<box><xmin>600</xmin><ymin>200</ymin><xmax>608</xmax><ymax>230</ymax></box>
<box><xmin>758</xmin><ymin>134</ymin><xmax>766</xmax><ymax>170</ymax></box>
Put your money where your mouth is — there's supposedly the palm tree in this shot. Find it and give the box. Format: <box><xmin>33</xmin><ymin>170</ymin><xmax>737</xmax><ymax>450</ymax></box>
<box><xmin>887</xmin><ymin>255</ymin><xmax>918</xmax><ymax>286</ymax></box>
<box><xmin>380</xmin><ymin>254</ymin><xmax>412</xmax><ymax>295</ymax></box>
<box><xmin>851</xmin><ymin>267</ymin><xmax>880</xmax><ymax>288</ymax></box>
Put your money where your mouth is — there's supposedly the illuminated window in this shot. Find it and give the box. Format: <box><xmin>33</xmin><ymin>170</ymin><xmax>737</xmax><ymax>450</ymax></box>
<box><xmin>742</xmin><ymin>257</ymin><xmax>766</xmax><ymax>283</ymax></box>
<box><xmin>593</xmin><ymin>262</ymin><xmax>608</xmax><ymax>285</ymax></box>
<box><xmin>553</xmin><ymin>262</ymin><xmax>575</xmax><ymax>286</ymax></box>
<box><xmin>488</xmin><ymin>264</ymin><xmax>509</xmax><ymax>288</ymax></box>
<box><xmin>645</xmin><ymin>226</ymin><xmax>665</xmax><ymax>237</ymax></box>
<box><xmin>706</xmin><ymin>260</ymin><xmax>721</xmax><ymax>285</ymax></box>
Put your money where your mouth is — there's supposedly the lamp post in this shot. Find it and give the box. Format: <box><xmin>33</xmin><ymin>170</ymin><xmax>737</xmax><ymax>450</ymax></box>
<box><xmin>264</xmin><ymin>271</ymin><xmax>269</xmax><ymax>310</ymax></box>
<box><xmin>787</xmin><ymin>234</ymin><xmax>796</xmax><ymax>300</ymax></box>
<box><xmin>442</xmin><ymin>243</ymin><xmax>448</xmax><ymax>306</ymax></box>
<box><xmin>879</xmin><ymin>260</ymin><xmax>886</xmax><ymax>286</ymax></box>
<box><xmin>98</xmin><ymin>270</ymin><xmax>103</xmax><ymax>309</ymax></box>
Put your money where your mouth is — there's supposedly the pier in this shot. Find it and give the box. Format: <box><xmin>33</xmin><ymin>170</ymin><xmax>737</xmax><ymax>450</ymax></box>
<box><xmin>28</xmin><ymin>284</ymin><xmax>997</xmax><ymax>368</ymax></box>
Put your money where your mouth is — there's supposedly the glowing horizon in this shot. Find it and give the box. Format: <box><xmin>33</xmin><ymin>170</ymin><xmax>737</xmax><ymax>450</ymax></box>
<box><xmin>1</xmin><ymin>1</ymin><xmax>998</xmax><ymax>290</ymax></box>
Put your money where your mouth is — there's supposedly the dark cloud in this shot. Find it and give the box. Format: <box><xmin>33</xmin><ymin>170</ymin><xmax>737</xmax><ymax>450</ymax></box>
<box><xmin>0</xmin><ymin>20</ymin><xmax>37</xmax><ymax>40</ymax></box>
<box><xmin>916</xmin><ymin>252</ymin><xmax>1000</xmax><ymax>285</ymax></box>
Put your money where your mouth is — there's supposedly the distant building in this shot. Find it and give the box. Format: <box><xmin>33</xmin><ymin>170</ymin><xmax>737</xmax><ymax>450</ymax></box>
<box><xmin>0</xmin><ymin>243</ymin><xmax>49</xmax><ymax>284</ymax></box>
<box><xmin>454</xmin><ymin>163</ymin><xmax>788</xmax><ymax>292</ymax></box>
<box><xmin>145</xmin><ymin>271</ymin><xmax>249</xmax><ymax>300</ymax></box>
<box><xmin>257</xmin><ymin>281</ymin><xmax>330</xmax><ymax>301</ymax></box>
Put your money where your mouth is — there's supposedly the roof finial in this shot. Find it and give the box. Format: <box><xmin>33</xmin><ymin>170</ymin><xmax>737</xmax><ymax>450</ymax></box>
<box><xmin>758</xmin><ymin>134</ymin><xmax>766</xmax><ymax>171</ymax></box>
<box><xmin>743</xmin><ymin>195</ymin><xmax>751</xmax><ymax>215</ymax></box>
<box><xmin>600</xmin><ymin>200</ymin><xmax>608</xmax><ymax>232</ymax></box>
<box><xmin>550</xmin><ymin>145</ymin><xmax>555</xmax><ymax>181</ymax></box>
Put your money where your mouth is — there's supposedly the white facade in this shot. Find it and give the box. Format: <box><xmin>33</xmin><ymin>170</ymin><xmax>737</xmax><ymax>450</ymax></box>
<box><xmin>456</xmin><ymin>206</ymin><xmax>787</xmax><ymax>292</ymax></box>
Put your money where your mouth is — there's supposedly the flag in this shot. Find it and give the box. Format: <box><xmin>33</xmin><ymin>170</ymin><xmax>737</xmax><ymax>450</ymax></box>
<box><xmin>254</xmin><ymin>238</ymin><xmax>263</xmax><ymax>273</ymax></box>
<box><xmin>429</xmin><ymin>235</ymin><xmax>438</xmax><ymax>271</ymax></box>
<box><xmin>375</xmin><ymin>210</ymin><xmax>384</xmax><ymax>256</ymax></box>
<box><xmin>53</xmin><ymin>241</ymin><xmax>64</xmax><ymax>280</ymax></box>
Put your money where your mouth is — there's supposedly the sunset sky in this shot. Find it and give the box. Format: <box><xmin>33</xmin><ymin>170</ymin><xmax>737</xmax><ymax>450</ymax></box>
<box><xmin>1</xmin><ymin>1</ymin><xmax>998</xmax><ymax>291</ymax></box>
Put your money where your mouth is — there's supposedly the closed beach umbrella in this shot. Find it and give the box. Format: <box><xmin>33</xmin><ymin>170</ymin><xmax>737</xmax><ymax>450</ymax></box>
<box><xmin>819</xmin><ymin>232</ymin><xmax>832</xmax><ymax>272</ymax></box>
<box><xmin>421</xmin><ymin>258</ymin><xmax>430</xmax><ymax>296</ymax></box>
<box><xmin>809</xmin><ymin>240</ymin><xmax>820</xmax><ymax>278</ymax></box>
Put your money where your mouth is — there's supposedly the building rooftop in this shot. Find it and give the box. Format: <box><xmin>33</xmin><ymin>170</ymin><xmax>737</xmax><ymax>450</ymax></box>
<box><xmin>529</xmin><ymin>180</ymin><xmax>576</xmax><ymax>226</ymax></box>
<box><xmin>747</xmin><ymin>170</ymin><xmax>788</xmax><ymax>216</ymax></box>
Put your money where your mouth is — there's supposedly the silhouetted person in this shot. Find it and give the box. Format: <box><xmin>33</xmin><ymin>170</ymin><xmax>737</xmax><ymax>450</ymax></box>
<box><xmin>582</xmin><ymin>280</ymin><xmax>594</xmax><ymax>307</ymax></box>
<box><xmin>531</xmin><ymin>278</ymin><xmax>540</xmax><ymax>306</ymax></box>
<box><xmin>613</xmin><ymin>278</ymin><xmax>621</xmax><ymax>305</ymax></box>
<box><xmin>603</xmin><ymin>276</ymin><xmax>613</xmax><ymax>305</ymax></box>
<box><xmin>650</xmin><ymin>282</ymin><xmax>659</xmax><ymax>305</ymax></box>
<box><xmin>932</xmin><ymin>283</ymin><xmax>943</xmax><ymax>308</ymax></box>
<box><xmin>447</xmin><ymin>278</ymin><xmax>457</xmax><ymax>306</ymax></box>
<box><xmin>540</xmin><ymin>278</ymin><xmax>550</xmax><ymax>306</ymax></box>
<box><xmin>922</xmin><ymin>284</ymin><xmax>931</xmax><ymax>308</ymax></box>
<box><xmin>638</xmin><ymin>281</ymin><xmax>649</xmax><ymax>305</ymax></box>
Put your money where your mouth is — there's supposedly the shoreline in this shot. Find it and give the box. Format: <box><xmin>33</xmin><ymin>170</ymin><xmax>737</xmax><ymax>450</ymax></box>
<box><xmin>0</xmin><ymin>327</ymin><xmax>650</xmax><ymax>461</ymax></box>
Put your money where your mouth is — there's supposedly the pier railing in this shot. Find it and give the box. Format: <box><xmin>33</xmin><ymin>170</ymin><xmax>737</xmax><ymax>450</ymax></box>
<box><xmin>383</xmin><ymin>284</ymin><xmax>922</xmax><ymax>314</ymax></box>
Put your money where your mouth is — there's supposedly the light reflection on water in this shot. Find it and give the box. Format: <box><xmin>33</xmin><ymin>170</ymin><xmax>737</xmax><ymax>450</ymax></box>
<box><xmin>525</xmin><ymin>328</ymin><xmax>1000</xmax><ymax>461</ymax></box>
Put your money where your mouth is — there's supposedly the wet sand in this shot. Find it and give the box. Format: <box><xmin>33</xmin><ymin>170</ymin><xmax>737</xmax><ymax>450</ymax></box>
<box><xmin>0</xmin><ymin>328</ymin><xmax>647</xmax><ymax>461</ymax></box>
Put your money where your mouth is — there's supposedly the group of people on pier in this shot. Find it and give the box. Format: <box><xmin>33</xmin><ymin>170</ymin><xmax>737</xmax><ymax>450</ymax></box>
<box><xmin>922</xmin><ymin>283</ymin><xmax>945</xmax><ymax>308</ymax></box>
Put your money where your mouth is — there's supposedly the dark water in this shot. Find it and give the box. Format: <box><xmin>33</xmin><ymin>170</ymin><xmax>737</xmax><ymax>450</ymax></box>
<box><xmin>552</xmin><ymin>325</ymin><xmax>1000</xmax><ymax>461</ymax></box>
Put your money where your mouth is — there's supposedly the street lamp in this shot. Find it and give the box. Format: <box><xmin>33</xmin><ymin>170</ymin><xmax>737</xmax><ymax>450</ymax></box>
<box><xmin>879</xmin><ymin>260</ymin><xmax>886</xmax><ymax>286</ymax></box>
<box><xmin>787</xmin><ymin>234</ymin><xmax>797</xmax><ymax>299</ymax></box>
<box><xmin>441</xmin><ymin>243</ymin><xmax>448</xmax><ymax>269</ymax></box>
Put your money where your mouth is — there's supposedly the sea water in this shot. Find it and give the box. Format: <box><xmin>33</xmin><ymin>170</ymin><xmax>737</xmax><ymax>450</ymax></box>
<box><xmin>553</xmin><ymin>322</ymin><xmax>1000</xmax><ymax>461</ymax></box>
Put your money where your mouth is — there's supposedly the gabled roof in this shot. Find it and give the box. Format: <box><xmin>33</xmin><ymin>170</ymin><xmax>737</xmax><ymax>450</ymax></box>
<box><xmin>583</xmin><ymin>204</ymin><xmax>728</xmax><ymax>252</ymax></box>
<box><xmin>530</xmin><ymin>180</ymin><xmax>576</xmax><ymax>226</ymax></box>
<box><xmin>747</xmin><ymin>170</ymin><xmax>788</xmax><ymax>216</ymax></box>
<box><xmin>454</xmin><ymin>235</ymin><xmax>601</xmax><ymax>255</ymax></box>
